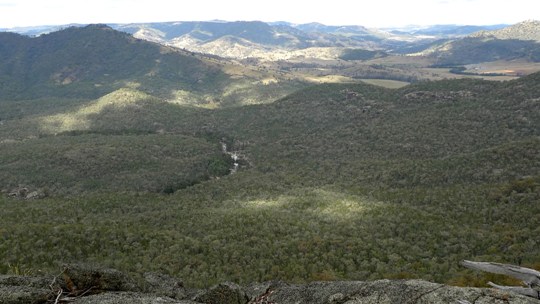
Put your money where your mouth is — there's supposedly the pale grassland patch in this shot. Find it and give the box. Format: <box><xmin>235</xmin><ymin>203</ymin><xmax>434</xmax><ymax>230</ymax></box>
<box><xmin>39</xmin><ymin>88</ymin><xmax>154</xmax><ymax>133</ymax></box>
<box><xmin>360</xmin><ymin>79</ymin><xmax>410</xmax><ymax>89</ymax></box>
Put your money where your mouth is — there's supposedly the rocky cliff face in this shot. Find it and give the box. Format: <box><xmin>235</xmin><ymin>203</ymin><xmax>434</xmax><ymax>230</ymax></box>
<box><xmin>1</xmin><ymin>264</ymin><xmax>538</xmax><ymax>304</ymax></box>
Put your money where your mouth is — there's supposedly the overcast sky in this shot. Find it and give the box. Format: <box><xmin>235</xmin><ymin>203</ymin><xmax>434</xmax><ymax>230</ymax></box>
<box><xmin>0</xmin><ymin>0</ymin><xmax>537</xmax><ymax>28</ymax></box>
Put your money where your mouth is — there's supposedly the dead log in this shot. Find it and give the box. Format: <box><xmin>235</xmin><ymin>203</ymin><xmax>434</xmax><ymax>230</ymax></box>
<box><xmin>461</xmin><ymin>260</ymin><xmax>540</xmax><ymax>299</ymax></box>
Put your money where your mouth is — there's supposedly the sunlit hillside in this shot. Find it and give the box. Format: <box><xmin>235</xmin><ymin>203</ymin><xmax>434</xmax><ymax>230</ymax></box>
<box><xmin>417</xmin><ymin>21</ymin><xmax>540</xmax><ymax>65</ymax></box>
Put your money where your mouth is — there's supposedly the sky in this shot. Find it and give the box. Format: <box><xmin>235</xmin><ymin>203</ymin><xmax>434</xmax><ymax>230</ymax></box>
<box><xmin>0</xmin><ymin>0</ymin><xmax>538</xmax><ymax>29</ymax></box>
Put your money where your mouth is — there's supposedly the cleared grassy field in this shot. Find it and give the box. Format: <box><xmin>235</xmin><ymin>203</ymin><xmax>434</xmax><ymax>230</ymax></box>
<box><xmin>359</xmin><ymin>78</ymin><xmax>410</xmax><ymax>88</ymax></box>
<box><xmin>421</xmin><ymin>59</ymin><xmax>540</xmax><ymax>80</ymax></box>
<box><xmin>464</xmin><ymin>60</ymin><xmax>540</xmax><ymax>75</ymax></box>
<box><xmin>422</xmin><ymin>68</ymin><xmax>519</xmax><ymax>81</ymax></box>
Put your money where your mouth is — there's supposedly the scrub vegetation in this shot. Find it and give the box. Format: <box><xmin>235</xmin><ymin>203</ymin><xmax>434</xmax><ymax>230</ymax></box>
<box><xmin>1</xmin><ymin>71</ymin><xmax>539</xmax><ymax>288</ymax></box>
<box><xmin>1</xmin><ymin>23</ymin><xmax>540</xmax><ymax>290</ymax></box>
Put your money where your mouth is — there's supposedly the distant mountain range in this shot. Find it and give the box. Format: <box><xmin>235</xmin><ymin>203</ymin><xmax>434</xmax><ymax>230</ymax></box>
<box><xmin>113</xmin><ymin>21</ymin><xmax>386</xmax><ymax>60</ymax></box>
<box><xmin>114</xmin><ymin>21</ymin><xmax>539</xmax><ymax>60</ymax></box>
<box><xmin>2</xmin><ymin>21</ymin><xmax>511</xmax><ymax>41</ymax></box>
<box><xmin>386</xmin><ymin>24</ymin><xmax>508</xmax><ymax>37</ymax></box>
<box><xmin>0</xmin><ymin>21</ymin><xmax>540</xmax><ymax>77</ymax></box>
<box><xmin>4</xmin><ymin>21</ymin><xmax>529</xmax><ymax>60</ymax></box>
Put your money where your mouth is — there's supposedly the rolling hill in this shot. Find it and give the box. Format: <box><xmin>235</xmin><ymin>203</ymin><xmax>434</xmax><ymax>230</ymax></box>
<box><xmin>0</xmin><ymin>24</ymin><xmax>306</xmax><ymax>106</ymax></box>
<box><xmin>117</xmin><ymin>21</ymin><xmax>316</xmax><ymax>48</ymax></box>
<box><xmin>469</xmin><ymin>20</ymin><xmax>540</xmax><ymax>41</ymax></box>
<box><xmin>419</xmin><ymin>20</ymin><xmax>540</xmax><ymax>64</ymax></box>
<box><xmin>114</xmin><ymin>21</ymin><xmax>382</xmax><ymax>60</ymax></box>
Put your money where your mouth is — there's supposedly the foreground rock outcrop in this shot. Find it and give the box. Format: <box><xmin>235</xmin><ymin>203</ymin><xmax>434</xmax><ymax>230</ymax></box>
<box><xmin>0</xmin><ymin>264</ymin><xmax>538</xmax><ymax>304</ymax></box>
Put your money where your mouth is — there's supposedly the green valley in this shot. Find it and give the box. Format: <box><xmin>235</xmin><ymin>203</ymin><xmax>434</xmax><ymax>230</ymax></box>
<box><xmin>0</xmin><ymin>21</ymin><xmax>539</xmax><ymax>294</ymax></box>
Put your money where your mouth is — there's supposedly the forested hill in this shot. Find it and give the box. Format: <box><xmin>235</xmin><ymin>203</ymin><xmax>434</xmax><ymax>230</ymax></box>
<box><xmin>2</xmin><ymin>72</ymin><xmax>538</xmax><ymax>199</ymax></box>
<box><xmin>423</xmin><ymin>21</ymin><xmax>540</xmax><ymax>64</ymax></box>
<box><xmin>0</xmin><ymin>25</ymin><xmax>222</xmax><ymax>99</ymax></box>
<box><xmin>0</xmin><ymin>24</ymin><xmax>304</xmax><ymax>105</ymax></box>
<box><xmin>205</xmin><ymin>74</ymin><xmax>539</xmax><ymax>189</ymax></box>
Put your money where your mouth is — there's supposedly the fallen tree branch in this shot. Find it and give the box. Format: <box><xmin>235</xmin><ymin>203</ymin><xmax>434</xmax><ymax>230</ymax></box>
<box><xmin>461</xmin><ymin>260</ymin><xmax>540</xmax><ymax>299</ymax></box>
<box><xmin>48</xmin><ymin>267</ymin><xmax>67</xmax><ymax>304</ymax></box>
<box><xmin>53</xmin><ymin>288</ymin><xmax>63</xmax><ymax>304</ymax></box>
<box><xmin>461</xmin><ymin>260</ymin><xmax>540</xmax><ymax>287</ymax></box>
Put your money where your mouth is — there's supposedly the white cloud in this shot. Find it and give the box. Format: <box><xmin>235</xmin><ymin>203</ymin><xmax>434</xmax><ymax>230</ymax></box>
<box><xmin>0</xmin><ymin>0</ymin><xmax>538</xmax><ymax>28</ymax></box>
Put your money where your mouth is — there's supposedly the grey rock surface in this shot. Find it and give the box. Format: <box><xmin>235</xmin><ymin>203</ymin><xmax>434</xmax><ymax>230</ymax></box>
<box><xmin>72</xmin><ymin>292</ymin><xmax>198</xmax><ymax>304</ymax></box>
<box><xmin>1</xmin><ymin>266</ymin><xmax>539</xmax><ymax>304</ymax></box>
<box><xmin>0</xmin><ymin>274</ymin><xmax>54</xmax><ymax>303</ymax></box>
<box><xmin>0</xmin><ymin>285</ymin><xmax>49</xmax><ymax>304</ymax></box>
<box><xmin>262</xmin><ymin>279</ymin><xmax>539</xmax><ymax>304</ymax></box>
<box><xmin>62</xmin><ymin>263</ymin><xmax>141</xmax><ymax>293</ymax></box>
<box><xmin>144</xmin><ymin>272</ymin><xmax>188</xmax><ymax>299</ymax></box>
<box><xmin>193</xmin><ymin>282</ymin><xmax>249</xmax><ymax>304</ymax></box>
<box><xmin>0</xmin><ymin>274</ymin><xmax>55</xmax><ymax>288</ymax></box>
